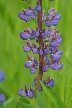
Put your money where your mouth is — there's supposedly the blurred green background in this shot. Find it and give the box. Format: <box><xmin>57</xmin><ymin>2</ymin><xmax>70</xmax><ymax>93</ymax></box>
<box><xmin>0</xmin><ymin>0</ymin><xmax>72</xmax><ymax>104</ymax></box>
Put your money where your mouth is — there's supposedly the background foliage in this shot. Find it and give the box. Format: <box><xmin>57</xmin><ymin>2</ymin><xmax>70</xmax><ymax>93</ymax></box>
<box><xmin>0</xmin><ymin>0</ymin><xmax>72</xmax><ymax>108</ymax></box>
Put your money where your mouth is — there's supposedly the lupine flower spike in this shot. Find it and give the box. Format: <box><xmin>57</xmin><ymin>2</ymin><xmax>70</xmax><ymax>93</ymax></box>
<box><xmin>18</xmin><ymin>0</ymin><xmax>63</xmax><ymax>98</ymax></box>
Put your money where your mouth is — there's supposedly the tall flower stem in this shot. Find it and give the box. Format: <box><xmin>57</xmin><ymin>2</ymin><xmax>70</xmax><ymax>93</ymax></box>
<box><xmin>36</xmin><ymin>0</ymin><xmax>44</xmax><ymax>89</ymax></box>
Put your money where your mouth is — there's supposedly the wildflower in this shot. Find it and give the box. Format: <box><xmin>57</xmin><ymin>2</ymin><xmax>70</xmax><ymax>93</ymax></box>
<box><xmin>31</xmin><ymin>44</ymin><xmax>38</xmax><ymax>54</ymax></box>
<box><xmin>18</xmin><ymin>0</ymin><xmax>63</xmax><ymax>98</ymax></box>
<box><xmin>35</xmin><ymin>1</ymin><xmax>41</xmax><ymax>12</ymax></box>
<box><xmin>18</xmin><ymin>85</ymin><xmax>35</xmax><ymax>98</ymax></box>
<box><xmin>0</xmin><ymin>70</ymin><xmax>5</xmax><ymax>82</ymax></box>
<box><xmin>0</xmin><ymin>93</ymin><xmax>6</xmax><ymax>103</ymax></box>
<box><xmin>18</xmin><ymin>12</ymin><xmax>30</xmax><ymax>22</ymax></box>
<box><xmin>42</xmin><ymin>76</ymin><xmax>54</xmax><ymax>87</ymax></box>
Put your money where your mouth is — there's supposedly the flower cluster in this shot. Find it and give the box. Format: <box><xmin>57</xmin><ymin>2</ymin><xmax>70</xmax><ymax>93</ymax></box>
<box><xmin>44</xmin><ymin>8</ymin><xmax>61</xmax><ymax>26</ymax></box>
<box><xmin>42</xmin><ymin>76</ymin><xmax>54</xmax><ymax>87</ymax></box>
<box><xmin>18</xmin><ymin>85</ymin><xmax>35</xmax><ymax>98</ymax></box>
<box><xmin>18</xmin><ymin>0</ymin><xmax>63</xmax><ymax>98</ymax></box>
<box><xmin>0</xmin><ymin>70</ymin><xmax>6</xmax><ymax>103</ymax></box>
<box><xmin>18</xmin><ymin>1</ymin><xmax>41</xmax><ymax>22</ymax></box>
<box><xmin>24</xmin><ymin>55</ymin><xmax>38</xmax><ymax>74</ymax></box>
<box><xmin>32</xmin><ymin>76</ymin><xmax>54</xmax><ymax>88</ymax></box>
<box><xmin>23</xmin><ymin>28</ymin><xmax>63</xmax><ymax>74</ymax></box>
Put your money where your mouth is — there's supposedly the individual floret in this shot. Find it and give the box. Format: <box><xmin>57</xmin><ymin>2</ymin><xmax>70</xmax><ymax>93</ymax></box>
<box><xmin>42</xmin><ymin>76</ymin><xmax>54</xmax><ymax>87</ymax></box>
<box><xmin>31</xmin><ymin>43</ymin><xmax>38</xmax><ymax>54</ymax></box>
<box><xmin>24</xmin><ymin>61</ymin><xmax>34</xmax><ymax>68</ymax></box>
<box><xmin>18</xmin><ymin>12</ymin><xmax>30</xmax><ymax>22</ymax></box>
<box><xmin>27</xmin><ymin>55</ymin><xmax>38</xmax><ymax>65</ymax></box>
<box><xmin>35</xmin><ymin>1</ymin><xmax>41</xmax><ymax>12</ymax></box>
<box><xmin>43</xmin><ymin>44</ymin><xmax>50</xmax><ymax>55</ymax></box>
<box><xmin>38</xmin><ymin>45</ymin><xmax>43</xmax><ymax>55</ymax></box>
<box><xmin>18</xmin><ymin>89</ymin><xmax>27</xmax><ymax>97</ymax></box>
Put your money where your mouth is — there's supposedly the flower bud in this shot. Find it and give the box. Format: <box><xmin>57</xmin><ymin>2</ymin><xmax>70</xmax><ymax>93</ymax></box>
<box><xmin>18</xmin><ymin>89</ymin><xmax>27</xmax><ymax>97</ymax></box>
<box><xmin>23</xmin><ymin>45</ymin><xmax>31</xmax><ymax>52</ymax></box>
<box><xmin>30</xmin><ymin>67</ymin><xmax>37</xmax><ymax>74</ymax></box>
<box><xmin>24</xmin><ymin>61</ymin><xmax>33</xmax><ymax>68</ymax></box>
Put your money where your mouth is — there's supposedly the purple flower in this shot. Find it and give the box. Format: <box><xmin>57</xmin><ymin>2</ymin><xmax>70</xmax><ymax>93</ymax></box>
<box><xmin>18</xmin><ymin>12</ymin><xmax>30</xmax><ymax>21</ymax></box>
<box><xmin>18</xmin><ymin>89</ymin><xmax>27</xmax><ymax>97</ymax></box>
<box><xmin>56</xmin><ymin>63</ymin><xmax>63</xmax><ymax>70</ymax></box>
<box><xmin>50</xmin><ymin>40</ymin><xmax>59</xmax><ymax>47</ymax></box>
<box><xmin>30</xmin><ymin>10</ymin><xmax>38</xmax><ymax>19</ymax></box>
<box><xmin>32</xmin><ymin>47</ymin><xmax>38</xmax><ymax>54</ymax></box>
<box><xmin>41</xmin><ymin>32</ymin><xmax>48</xmax><ymax>38</ymax></box>
<box><xmin>53</xmin><ymin>50</ymin><xmax>62</xmax><ymax>55</ymax></box>
<box><xmin>56</xmin><ymin>37</ymin><xmax>62</xmax><ymax>44</ymax></box>
<box><xmin>52</xmin><ymin>54</ymin><xmax>61</xmax><ymax>60</ymax></box>
<box><xmin>43</xmin><ymin>48</ymin><xmax>50</xmax><ymax>55</ymax></box>
<box><xmin>38</xmin><ymin>49</ymin><xmax>43</xmax><ymax>55</ymax></box>
<box><xmin>30</xmin><ymin>30</ymin><xmax>35</xmax><ymax>40</ymax></box>
<box><xmin>47</xmin><ymin>8</ymin><xmax>54</xmax><ymax>16</ymax></box>
<box><xmin>18</xmin><ymin>4</ymin><xmax>63</xmax><ymax>94</ymax></box>
<box><xmin>34</xmin><ymin>31</ymin><xmax>40</xmax><ymax>37</ymax></box>
<box><xmin>42</xmin><ymin>77</ymin><xmax>54</xmax><ymax>87</ymax></box>
<box><xmin>35</xmin><ymin>5</ymin><xmax>41</xmax><ymax>11</ymax></box>
<box><xmin>49</xmin><ymin>63</ymin><xmax>63</xmax><ymax>70</ymax></box>
<box><xmin>52</xmin><ymin>19</ymin><xmax>59</xmax><ymax>26</ymax></box>
<box><xmin>0</xmin><ymin>93</ymin><xmax>6</xmax><ymax>102</ymax></box>
<box><xmin>54</xmin><ymin>14</ymin><xmax>61</xmax><ymax>20</ymax></box>
<box><xmin>24</xmin><ymin>61</ymin><xmax>33</xmax><ymax>68</ymax></box>
<box><xmin>46</xmin><ymin>27</ymin><xmax>52</xmax><ymax>35</ymax></box>
<box><xmin>30</xmin><ymin>67</ymin><xmax>37</xmax><ymax>74</ymax></box>
<box><xmin>25</xmin><ymin>9</ymin><xmax>33</xmax><ymax>16</ymax></box>
<box><xmin>45</xmin><ymin>20</ymin><xmax>52</xmax><ymax>27</ymax></box>
<box><xmin>20</xmin><ymin>32</ymin><xmax>31</xmax><ymax>40</ymax></box>
<box><xmin>47</xmin><ymin>79</ymin><xmax>54</xmax><ymax>87</ymax></box>
<box><xmin>49</xmin><ymin>63</ymin><xmax>57</xmax><ymax>70</ymax></box>
<box><xmin>27</xmin><ymin>90</ymin><xmax>34</xmax><ymax>98</ymax></box>
<box><xmin>42</xmin><ymin>65</ymin><xmax>48</xmax><ymax>72</ymax></box>
<box><xmin>23</xmin><ymin>45</ymin><xmax>31</xmax><ymax>52</ymax></box>
<box><xmin>0</xmin><ymin>70</ymin><xmax>5</xmax><ymax>82</ymax></box>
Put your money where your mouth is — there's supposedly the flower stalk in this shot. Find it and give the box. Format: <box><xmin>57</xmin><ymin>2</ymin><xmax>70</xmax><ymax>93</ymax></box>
<box><xmin>36</xmin><ymin>0</ymin><xmax>44</xmax><ymax>89</ymax></box>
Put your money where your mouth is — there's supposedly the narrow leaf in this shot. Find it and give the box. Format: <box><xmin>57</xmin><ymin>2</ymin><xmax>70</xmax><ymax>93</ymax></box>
<box><xmin>36</xmin><ymin>91</ymin><xmax>49</xmax><ymax>108</ymax></box>
<box><xmin>66</xmin><ymin>73</ymin><xmax>72</xmax><ymax>106</ymax></box>
<box><xmin>41</xmin><ymin>81</ymin><xmax>67</xmax><ymax>108</ymax></box>
<box><xmin>19</xmin><ymin>102</ymin><xmax>39</xmax><ymax>108</ymax></box>
<box><xmin>4</xmin><ymin>96</ymin><xmax>18</xmax><ymax>108</ymax></box>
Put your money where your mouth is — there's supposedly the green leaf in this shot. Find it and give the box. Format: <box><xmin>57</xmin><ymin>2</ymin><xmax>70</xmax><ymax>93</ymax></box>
<box><xmin>0</xmin><ymin>103</ymin><xmax>3</xmax><ymax>108</ymax></box>
<box><xmin>30</xmin><ymin>97</ymin><xmax>36</xmax><ymax>105</ymax></box>
<box><xmin>36</xmin><ymin>91</ymin><xmax>49</xmax><ymax>108</ymax></box>
<box><xmin>68</xmin><ymin>102</ymin><xmax>72</xmax><ymax>108</ymax></box>
<box><xmin>59</xmin><ymin>71</ymin><xmax>64</xmax><ymax>102</ymax></box>
<box><xmin>18</xmin><ymin>102</ymin><xmax>39</xmax><ymax>108</ymax></box>
<box><xmin>16</xmin><ymin>102</ymin><xmax>28</xmax><ymax>108</ymax></box>
<box><xmin>19</xmin><ymin>96</ymin><xmax>30</xmax><ymax>104</ymax></box>
<box><xmin>41</xmin><ymin>81</ymin><xmax>67</xmax><ymax>108</ymax></box>
<box><xmin>66</xmin><ymin>73</ymin><xmax>72</xmax><ymax>106</ymax></box>
<box><xmin>4</xmin><ymin>96</ymin><xmax>18</xmax><ymax>108</ymax></box>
